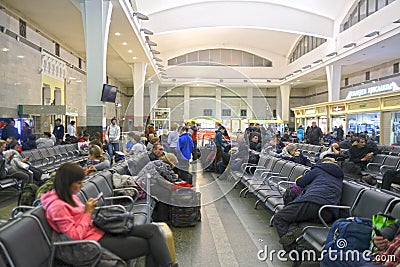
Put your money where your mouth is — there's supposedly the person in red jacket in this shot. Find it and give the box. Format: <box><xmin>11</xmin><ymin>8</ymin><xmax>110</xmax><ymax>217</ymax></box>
<box><xmin>41</xmin><ymin>162</ymin><xmax>176</xmax><ymax>267</ymax></box>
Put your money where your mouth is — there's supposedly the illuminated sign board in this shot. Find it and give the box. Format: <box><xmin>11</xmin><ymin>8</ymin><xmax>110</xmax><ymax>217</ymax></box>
<box><xmin>332</xmin><ymin>105</ymin><xmax>345</xmax><ymax>112</ymax></box>
<box><xmin>346</xmin><ymin>82</ymin><xmax>400</xmax><ymax>99</ymax></box>
<box><xmin>305</xmin><ymin>109</ymin><xmax>316</xmax><ymax>115</ymax></box>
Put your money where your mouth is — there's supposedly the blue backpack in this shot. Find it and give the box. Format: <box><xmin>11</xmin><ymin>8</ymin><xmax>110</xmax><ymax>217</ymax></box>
<box><xmin>323</xmin><ymin>217</ymin><xmax>373</xmax><ymax>252</ymax></box>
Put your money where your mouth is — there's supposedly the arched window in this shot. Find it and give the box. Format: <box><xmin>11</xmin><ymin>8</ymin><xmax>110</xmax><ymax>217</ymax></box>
<box><xmin>289</xmin><ymin>36</ymin><xmax>327</xmax><ymax>63</ymax></box>
<box><xmin>168</xmin><ymin>49</ymin><xmax>272</xmax><ymax>67</ymax></box>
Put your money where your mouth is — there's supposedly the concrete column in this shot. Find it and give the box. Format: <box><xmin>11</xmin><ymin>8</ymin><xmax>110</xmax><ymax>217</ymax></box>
<box><xmin>247</xmin><ymin>87</ymin><xmax>253</xmax><ymax>119</ymax></box>
<box><xmin>326</xmin><ymin>64</ymin><xmax>342</xmax><ymax>101</ymax></box>
<box><xmin>216</xmin><ymin>87</ymin><xmax>222</xmax><ymax>120</ymax></box>
<box><xmin>279</xmin><ymin>85</ymin><xmax>291</xmax><ymax>122</ymax></box>
<box><xmin>149</xmin><ymin>82</ymin><xmax>159</xmax><ymax>111</ymax></box>
<box><xmin>183</xmin><ymin>86</ymin><xmax>190</xmax><ymax>121</ymax></box>
<box><xmin>132</xmin><ymin>62</ymin><xmax>147</xmax><ymax>129</ymax></box>
<box><xmin>80</xmin><ymin>0</ymin><xmax>112</xmax><ymax>136</ymax></box>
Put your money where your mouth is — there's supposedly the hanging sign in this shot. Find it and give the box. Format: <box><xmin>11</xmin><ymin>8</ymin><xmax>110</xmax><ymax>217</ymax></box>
<box><xmin>346</xmin><ymin>82</ymin><xmax>400</xmax><ymax>99</ymax></box>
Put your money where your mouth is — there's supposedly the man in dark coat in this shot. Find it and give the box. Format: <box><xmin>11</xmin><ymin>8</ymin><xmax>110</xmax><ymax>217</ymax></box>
<box><xmin>52</xmin><ymin>118</ymin><xmax>64</xmax><ymax>145</ymax></box>
<box><xmin>306</xmin><ymin>121</ymin><xmax>323</xmax><ymax>145</ymax></box>
<box><xmin>273</xmin><ymin>157</ymin><xmax>344</xmax><ymax>251</ymax></box>
<box><xmin>348</xmin><ymin>136</ymin><xmax>375</xmax><ymax>170</ymax></box>
<box><xmin>1</xmin><ymin>119</ymin><xmax>20</xmax><ymax>141</ymax></box>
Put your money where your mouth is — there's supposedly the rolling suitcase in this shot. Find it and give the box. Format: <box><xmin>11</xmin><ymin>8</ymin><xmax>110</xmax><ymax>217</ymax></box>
<box><xmin>170</xmin><ymin>188</ymin><xmax>201</xmax><ymax>227</ymax></box>
<box><xmin>153</xmin><ymin>222</ymin><xmax>177</xmax><ymax>264</ymax></box>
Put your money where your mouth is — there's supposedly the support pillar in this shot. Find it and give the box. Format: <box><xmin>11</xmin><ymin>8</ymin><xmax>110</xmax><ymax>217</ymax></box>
<box><xmin>326</xmin><ymin>64</ymin><xmax>342</xmax><ymax>101</ymax></box>
<box><xmin>247</xmin><ymin>87</ymin><xmax>253</xmax><ymax>119</ymax></box>
<box><xmin>215</xmin><ymin>87</ymin><xmax>222</xmax><ymax>120</ymax></box>
<box><xmin>149</xmin><ymin>82</ymin><xmax>159</xmax><ymax>112</ymax></box>
<box><xmin>81</xmin><ymin>0</ymin><xmax>113</xmax><ymax>136</ymax></box>
<box><xmin>279</xmin><ymin>85</ymin><xmax>291</xmax><ymax>123</ymax></box>
<box><xmin>183</xmin><ymin>86</ymin><xmax>190</xmax><ymax>121</ymax></box>
<box><xmin>132</xmin><ymin>62</ymin><xmax>147</xmax><ymax>130</ymax></box>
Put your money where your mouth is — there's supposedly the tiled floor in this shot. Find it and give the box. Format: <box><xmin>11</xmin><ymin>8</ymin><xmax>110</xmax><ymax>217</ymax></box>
<box><xmin>0</xmin><ymin>166</ymin><xmax>320</xmax><ymax>267</ymax></box>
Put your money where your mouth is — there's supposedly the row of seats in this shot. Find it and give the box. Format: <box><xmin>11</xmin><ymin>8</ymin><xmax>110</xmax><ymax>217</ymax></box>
<box><xmin>20</xmin><ymin>143</ymin><xmax>86</xmax><ymax>172</ymax></box>
<box><xmin>377</xmin><ymin>144</ymin><xmax>400</xmax><ymax>156</ymax></box>
<box><xmin>0</xmin><ymin>154</ymin><xmax>157</xmax><ymax>266</ymax></box>
<box><xmin>0</xmin><ymin>144</ymin><xmax>86</xmax><ymax>191</ymax></box>
<box><xmin>229</xmin><ymin>151</ymin><xmax>400</xmax><ymax>261</ymax></box>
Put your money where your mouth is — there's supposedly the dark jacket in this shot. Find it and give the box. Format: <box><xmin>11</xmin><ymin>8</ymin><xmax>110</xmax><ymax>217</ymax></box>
<box><xmin>53</xmin><ymin>125</ymin><xmax>65</xmax><ymax>140</ymax></box>
<box><xmin>336</xmin><ymin>127</ymin><xmax>344</xmax><ymax>141</ymax></box>
<box><xmin>292</xmin><ymin>162</ymin><xmax>344</xmax><ymax>215</ymax></box>
<box><xmin>214</xmin><ymin>130</ymin><xmax>224</xmax><ymax>147</ymax></box>
<box><xmin>307</xmin><ymin>126</ymin><xmax>323</xmax><ymax>143</ymax></box>
<box><xmin>1</xmin><ymin>124</ymin><xmax>19</xmax><ymax>140</ymax></box>
<box><xmin>349</xmin><ymin>145</ymin><xmax>374</xmax><ymax>168</ymax></box>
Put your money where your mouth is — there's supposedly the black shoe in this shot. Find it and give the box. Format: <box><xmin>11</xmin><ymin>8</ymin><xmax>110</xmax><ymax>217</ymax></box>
<box><xmin>279</xmin><ymin>228</ymin><xmax>303</xmax><ymax>246</ymax></box>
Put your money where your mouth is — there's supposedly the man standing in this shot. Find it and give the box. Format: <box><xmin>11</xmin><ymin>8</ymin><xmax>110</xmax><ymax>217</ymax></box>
<box><xmin>190</xmin><ymin>121</ymin><xmax>198</xmax><ymax>162</ymax></box>
<box><xmin>306</xmin><ymin>121</ymin><xmax>323</xmax><ymax>145</ymax></box>
<box><xmin>105</xmin><ymin>118</ymin><xmax>121</xmax><ymax>160</ymax></box>
<box><xmin>53</xmin><ymin>118</ymin><xmax>64</xmax><ymax>145</ymax></box>
<box><xmin>67</xmin><ymin>121</ymin><xmax>77</xmax><ymax>137</ymax></box>
<box><xmin>1</xmin><ymin>118</ymin><xmax>20</xmax><ymax>141</ymax></box>
<box><xmin>176</xmin><ymin>126</ymin><xmax>194</xmax><ymax>172</ymax></box>
<box><xmin>336</xmin><ymin>125</ymin><xmax>344</xmax><ymax>141</ymax></box>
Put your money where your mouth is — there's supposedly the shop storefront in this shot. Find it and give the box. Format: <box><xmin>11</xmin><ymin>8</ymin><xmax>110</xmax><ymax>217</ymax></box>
<box><xmin>292</xmin><ymin>91</ymin><xmax>400</xmax><ymax>145</ymax></box>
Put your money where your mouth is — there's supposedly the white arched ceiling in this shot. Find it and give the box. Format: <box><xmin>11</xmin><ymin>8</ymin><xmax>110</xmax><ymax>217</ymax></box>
<box><xmin>137</xmin><ymin>0</ymin><xmax>350</xmax><ymax>21</ymax></box>
<box><xmin>143</xmin><ymin>1</ymin><xmax>334</xmax><ymax>38</ymax></box>
<box><xmin>152</xmin><ymin>28</ymin><xmax>298</xmax><ymax>63</ymax></box>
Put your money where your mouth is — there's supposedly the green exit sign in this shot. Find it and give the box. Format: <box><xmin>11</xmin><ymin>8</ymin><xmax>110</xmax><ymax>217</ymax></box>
<box><xmin>359</xmin><ymin>104</ymin><xmax>366</xmax><ymax>108</ymax></box>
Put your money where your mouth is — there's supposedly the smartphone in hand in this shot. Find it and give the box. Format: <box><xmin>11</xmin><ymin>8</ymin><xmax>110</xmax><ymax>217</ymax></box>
<box><xmin>96</xmin><ymin>192</ymin><xmax>103</xmax><ymax>199</ymax></box>
<box><xmin>373</xmin><ymin>226</ymin><xmax>383</xmax><ymax>236</ymax></box>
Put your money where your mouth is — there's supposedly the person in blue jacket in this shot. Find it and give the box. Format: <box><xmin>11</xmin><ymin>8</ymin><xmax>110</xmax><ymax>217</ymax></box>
<box><xmin>176</xmin><ymin>126</ymin><xmax>194</xmax><ymax>172</ymax></box>
<box><xmin>296</xmin><ymin>125</ymin><xmax>305</xmax><ymax>142</ymax></box>
<box><xmin>273</xmin><ymin>156</ymin><xmax>344</xmax><ymax>252</ymax></box>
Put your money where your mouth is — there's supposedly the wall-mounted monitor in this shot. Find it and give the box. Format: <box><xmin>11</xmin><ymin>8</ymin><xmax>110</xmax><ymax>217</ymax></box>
<box><xmin>101</xmin><ymin>84</ymin><xmax>117</xmax><ymax>103</ymax></box>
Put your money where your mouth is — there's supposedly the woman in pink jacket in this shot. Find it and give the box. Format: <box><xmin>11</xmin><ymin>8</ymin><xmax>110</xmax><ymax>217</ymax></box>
<box><xmin>41</xmin><ymin>162</ymin><xmax>175</xmax><ymax>267</ymax></box>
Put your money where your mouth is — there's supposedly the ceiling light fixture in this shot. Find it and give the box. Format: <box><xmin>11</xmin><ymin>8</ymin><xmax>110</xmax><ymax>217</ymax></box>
<box><xmin>2</xmin><ymin>48</ymin><xmax>9</xmax><ymax>52</ymax></box>
<box><xmin>393</xmin><ymin>19</ymin><xmax>400</xmax><ymax>23</ymax></box>
<box><xmin>156</xmin><ymin>63</ymin><xmax>164</xmax><ymax>68</ymax></box>
<box><xmin>326</xmin><ymin>52</ymin><xmax>337</xmax><ymax>57</ymax></box>
<box><xmin>302</xmin><ymin>65</ymin><xmax>311</xmax><ymax>69</ymax></box>
<box><xmin>132</xmin><ymin>56</ymin><xmax>138</xmax><ymax>60</ymax></box>
<box><xmin>154</xmin><ymin>57</ymin><xmax>162</xmax><ymax>62</ymax></box>
<box><xmin>151</xmin><ymin>49</ymin><xmax>160</xmax><ymax>54</ymax></box>
<box><xmin>128</xmin><ymin>50</ymin><xmax>132</xmax><ymax>53</ymax></box>
<box><xmin>140</xmin><ymin>28</ymin><xmax>153</xmax><ymax>35</ymax></box>
<box><xmin>313</xmin><ymin>59</ymin><xmax>323</xmax><ymax>64</ymax></box>
<box><xmin>293</xmin><ymin>70</ymin><xmax>301</xmax><ymax>74</ymax></box>
<box><xmin>133</xmin><ymin>12</ymin><xmax>149</xmax><ymax>20</ymax></box>
<box><xmin>364</xmin><ymin>31</ymin><xmax>379</xmax><ymax>38</ymax></box>
<box><xmin>122</xmin><ymin>42</ymin><xmax>127</xmax><ymax>46</ymax></box>
<box><xmin>114</xmin><ymin>32</ymin><xmax>121</xmax><ymax>36</ymax></box>
<box><xmin>343</xmin><ymin>42</ymin><xmax>356</xmax><ymax>48</ymax></box>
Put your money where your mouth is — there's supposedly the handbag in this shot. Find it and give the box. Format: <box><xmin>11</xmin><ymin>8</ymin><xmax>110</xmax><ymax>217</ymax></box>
<box><xmin>93</xmin><ymin>205</ymin><xmax>135</xmax><ymax>234</ymax></box>
<box><xmin>51</xmin><ymin>231</ymin><xmax>127</xmax><ymax>267</ymax></box>
<box><xmin>282</xmin><ymin>184</ymin><xmax>303</xmax><ymax>205</ymax></box>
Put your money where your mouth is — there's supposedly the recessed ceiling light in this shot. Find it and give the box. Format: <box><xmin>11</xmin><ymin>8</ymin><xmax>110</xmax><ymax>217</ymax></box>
<box><xmin>76</xmin><ymin>80</ymin><xmax>82</xmax><ymax>83</ymax></box>
<box><xmin>297</xmin><ymin>80</ymin><xmax>300</xmax><ymax>82</ymax></box>
<box><xmin>364</xmin><ymin>31</ymin><xmax>379</xmax><ymax>38</ymax></box>
<box><xmin>2</xmin><ymin>48</ymin><xmax>9</xmax><ymax>52</ymax></box>
<box><xmin>132</xmin><ymin>56</ymin><xmax>138</xmax><ymax>60</ymax></box>
<box><xmin>343</xmin><ymin>43</ymin><xmax>356</xmax><ymax>48</ymax></box>
<box><xmin>290</xmin><ymin>82</ymin><xmax>294</xmax><ymax>85</ymax></box>
<box><xmin>17</xmin><ymin>55</ymin><xmax>24</xmax><ymax>58</ymax></box>
<box><xmin>122</xmin><ymin>42</ymin><xmax>127</xmax><ymax>46</ymax></box>
<box><xmin>326</xmin><ymin>52</ymin><xmax>337</xmax><ymax>57</ymax></box>
<box><xmin>313</xmin><ymin>59</ymin><xmax>323</xmax><ymax>64</ymax></box>
<box><xmin>128</xmin><ymin>50</ymin><xmax>132</xmax><ymax>53</ymax></box>
<box><xmin>196</xmin><ymin>84</ymin><xmax>200</xmax><ymax>86</ymax></box>
<box><xmin>69</xmin><ymin>77</ymin><xmax>76</xmax><ymax>80</ymax></box>
<box><xmin>115</xmin><ymin>32</ymin><xmax>121</xmax><ymax>36</ymax></box>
